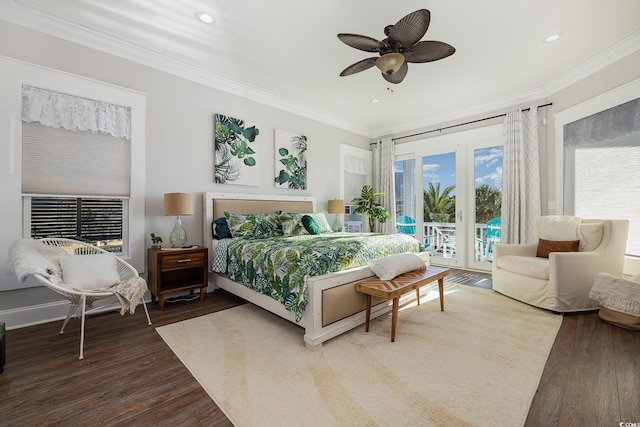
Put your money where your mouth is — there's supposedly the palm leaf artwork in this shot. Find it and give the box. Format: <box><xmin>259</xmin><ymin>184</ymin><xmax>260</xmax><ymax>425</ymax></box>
<box><xmin>274</xmin><ymin>130</ymin><xmax>307</xmax><ymax>189</ymax></box>
<box><xmin>214</xmin><ymin>114</ymin><xmax>260</xmax><ymax>185</ymax></box>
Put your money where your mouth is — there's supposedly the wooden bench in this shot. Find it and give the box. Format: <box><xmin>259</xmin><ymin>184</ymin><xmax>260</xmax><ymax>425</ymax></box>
<box><xmin>354</xmin><ymin>266</ymin><xmax>450</xmax><ymax>342</ymax></box>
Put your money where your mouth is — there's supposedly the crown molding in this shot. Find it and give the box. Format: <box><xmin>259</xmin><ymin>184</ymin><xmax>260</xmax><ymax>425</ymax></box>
<box><xmin>373</xmin><ymin>87</ymin><xmax>547</xmax><ymax>138</ymax></box>
<box><xmin>0</xmin><ymin>0</ymin><xmax>373</xmax><ymax>137</ymax></box>
<box><xmin>376</xmin><ymin>31</ymin><xmax>640</xmax><ymax>138</ymax></box>
<box><xmin>2</xmin><ymin>0</ymin><xmax>638</xmax><ymax>139</ymax></box>
<box><xmin>541</xmin><ymin>30</ymin><xmax>640</xmax><ymax>97</ymax></box>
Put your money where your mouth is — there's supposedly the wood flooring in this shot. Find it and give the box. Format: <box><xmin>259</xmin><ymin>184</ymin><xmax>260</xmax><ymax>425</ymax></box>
<box><xmin>1</xmin><ymin>269</ymin><xmax>638</xmax><ymax>427</ymax></box>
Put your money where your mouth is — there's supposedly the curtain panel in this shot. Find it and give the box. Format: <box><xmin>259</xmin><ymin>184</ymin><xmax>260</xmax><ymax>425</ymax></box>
<box><xmin>21</xmin><ymin>85</ymin><xmax>131</xmax><ymax>139</ymax></box>
<box><xmin>502</xmin><ymin>106</ymin><xmax>541</xmax><ymax>244</ymax></box>
<box><xmin>372</xmin><ymin>139</ymin><xmax>396</xmax><ymax>234</ymax></box>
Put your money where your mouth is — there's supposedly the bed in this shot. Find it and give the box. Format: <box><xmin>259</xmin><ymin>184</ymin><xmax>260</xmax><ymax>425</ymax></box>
<box><xmin>203</xmin><ymin>192</ymin><xmax>428</xmax><ymax>349</ymax></box>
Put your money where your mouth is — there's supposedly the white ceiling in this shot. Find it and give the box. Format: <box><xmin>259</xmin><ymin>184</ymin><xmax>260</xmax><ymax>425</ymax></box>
<box><xmin>2</xmin><ymin>0</ymin><xmax>640</xmax><ymax>137</ymax></box>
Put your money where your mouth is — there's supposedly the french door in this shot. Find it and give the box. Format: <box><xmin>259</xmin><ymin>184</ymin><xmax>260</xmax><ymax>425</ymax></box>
<box><xmin>395</xmin><ymin>125</ymin><xmax>503</xmax><ymax>271</ymax></box>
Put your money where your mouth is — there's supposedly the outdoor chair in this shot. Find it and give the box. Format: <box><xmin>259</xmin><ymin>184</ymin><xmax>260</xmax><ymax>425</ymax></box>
<box><xmin>476</xmin><ymin>217</ymin><xmax>501</xmax><ymax>261</ymax></box>
<box><xmin>396</xmin><ymin>215</ymin><xmax>416</xmax><ymax>235</ymax></box>
<box><xmin>8</xmin><ymin>238</ymin><xmax>152</xmax><ymax>359</ymax></box>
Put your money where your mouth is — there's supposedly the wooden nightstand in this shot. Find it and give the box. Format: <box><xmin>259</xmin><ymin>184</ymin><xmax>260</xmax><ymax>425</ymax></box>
<box><xmin>147</xmin><ymin>246</ymin><xmax>208</xmax><ymax>311</ymax></box>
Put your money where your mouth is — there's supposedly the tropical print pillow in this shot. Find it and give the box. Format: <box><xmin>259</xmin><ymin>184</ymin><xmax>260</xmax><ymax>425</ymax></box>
<box><xmin>224</xmin><ymin>212</ymin><xmax>282</xmax><ymax>239</ymax></box>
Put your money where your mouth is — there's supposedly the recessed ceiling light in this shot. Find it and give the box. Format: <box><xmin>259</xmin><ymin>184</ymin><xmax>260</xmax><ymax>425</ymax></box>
<box><xmin>370</xmin><ymin>98</ymin><xmax>380</xmax><ymax>104</ymax></box>
<box><xmin>543</xmin><ymin>32</ymin><xmax>563</xmax><ymax>43</ymax></box>
<box><xmin>196</xmin><ymin>11</ymin><xmax>215</xmax><ymax>24</ymax></box>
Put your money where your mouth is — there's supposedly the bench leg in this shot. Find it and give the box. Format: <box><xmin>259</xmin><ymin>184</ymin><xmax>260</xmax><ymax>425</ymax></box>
<box><xmin>438</xmin><ymin>278</ymin><xmax>445</xmax><ymax>311</ymax></box>
<box><xmin>364</xmin><ymin>295</ymin><xmax>372</xmax><ymax>332</ymax></box>
<box><xmin>415</xmin><ymin>288</ymin><xmax>420</xmax><ymax>305</ymax></box>
<box><xmin>391</xmin><ymin>297</ymin><xmax>399</xmax><ymax>342</ymax></box>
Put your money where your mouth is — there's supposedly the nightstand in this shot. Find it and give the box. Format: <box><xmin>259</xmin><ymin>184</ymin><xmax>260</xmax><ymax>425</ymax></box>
<box><xmin>147</xmin><ymin>246</ymin><xmax>208</xmax><ymax>311</ymax></box>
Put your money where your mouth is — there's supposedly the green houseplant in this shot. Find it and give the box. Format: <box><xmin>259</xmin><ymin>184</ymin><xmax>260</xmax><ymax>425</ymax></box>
<box><xmin>351</xmin><ymin>185</ymin><xmax>390</xmax><ymax>232</ymax></box>
<box><xmin>150</xmin><ymin>233</ymin><xmax>163</xmax><ymax>249</ymax></box>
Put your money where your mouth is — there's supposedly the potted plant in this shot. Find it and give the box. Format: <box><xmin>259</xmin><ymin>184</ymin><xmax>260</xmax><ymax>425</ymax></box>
<box><xmin>351</xmin><ymin>185</ymin><xmax>390</xmax><ymax>232</ymax></box>
<box><xmin>150</xmin><ymin>233</ymin><xmax>163</xmax><ymax>249</ymax></box>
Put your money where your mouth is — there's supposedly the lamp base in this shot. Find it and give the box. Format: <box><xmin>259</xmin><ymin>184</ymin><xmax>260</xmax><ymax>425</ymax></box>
<box><xmin>170</xmin><ymin>215</ymin><xmax>188</xmax><ymax>247</ymax></box>
<box><xmin>332</xmin><ymin>214</ymin><xmax>342</xmax><ymax>232</ymax></box>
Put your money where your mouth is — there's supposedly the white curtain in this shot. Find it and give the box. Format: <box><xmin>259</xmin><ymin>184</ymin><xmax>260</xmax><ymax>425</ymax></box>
<box><xmin>22</xmin><ymin>85</ymin><xmax>131</xmax><ymax>139</ymax></box>
<box><xmin>372</xmin><ymin>138</ymin><xmax>396</xmax><ymax>234</ymax></box>
<box><xmin>502</xmin><ymin>106</ymin><xmax>541</xmax><ymax>243</ymax></box>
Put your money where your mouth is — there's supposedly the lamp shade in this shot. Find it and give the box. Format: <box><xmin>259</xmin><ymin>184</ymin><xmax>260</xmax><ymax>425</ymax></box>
<box><xmin>327</xmin><ymin>199</ymin><xmax>344</xmax><ymax>214</ymax></box>
<box><xmin>163</xmin><ymin>193</ymin><xmax>193</xmax><ymax>216</ymax></box>
<box><xmin>375</xmin><ymin>53</ymin><xmax>405</xmax><ymax>75</ymax></box>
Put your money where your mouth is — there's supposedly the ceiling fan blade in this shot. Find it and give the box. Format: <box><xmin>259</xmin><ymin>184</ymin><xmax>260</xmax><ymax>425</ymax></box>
<box><xmin>404</xmin><ymin>41</ymin><xmax>456</xmax><ymax>63</ymax></box>
<box><xmin>337</xmin><ymin>33</ymin><xmax>384</xmax><ymax>52</ymax></box>
<box><xmin>388</xmin><ymin>9</ymin><xmax>430</xmax><ymax>48</ymax></box>
<box><xmin>382</xmin><ymin>61</ymin><xmax>408</xmax><ymax>84</ymax></box>
<box><xmin>340</xmin><ymin>57</ymin><xmax>377</xmax><ymax>76</ymax></box>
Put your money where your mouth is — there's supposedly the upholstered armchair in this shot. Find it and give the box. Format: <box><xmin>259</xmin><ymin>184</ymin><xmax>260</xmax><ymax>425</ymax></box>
<box><xmin>492</xmin><ymin>218</ymin><xmax>629</xmax><ymax>312</ymax></box>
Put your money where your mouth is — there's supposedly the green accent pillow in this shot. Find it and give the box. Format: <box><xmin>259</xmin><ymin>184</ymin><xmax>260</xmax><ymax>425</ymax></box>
<box><xmin>213</xmin><ymin>217</ymin><xmax>232</xmax><ymax>239</ymax></box>
<box><xmin>302</xmin><ymin>215</ymin><xmax>321</xmax><ymax>235</ymax></box>
<box><xmin>307</xmin><ymin>212</ymin><xmax>333</xmax><ymax>233</ymax></box>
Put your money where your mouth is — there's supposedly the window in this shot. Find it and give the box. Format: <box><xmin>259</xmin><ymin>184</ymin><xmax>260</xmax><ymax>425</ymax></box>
<box><xmin>30</xmin><ymin>197</ymin><xmax>125</xmax><ymax>252</ymax></box>
<box><xmin>21</xmin><ymin>85</ymin><xmax>131</xmax><ymax>255</ymax></box>
<box><xmin>562</xmin><ymin>98</ymin><xmax>640</xmax><ymax>257</ymax></box>
<box><xmin>556</xmin><ymin>78</ymin><xmax>640</xmax><ymax>274</ymax></box>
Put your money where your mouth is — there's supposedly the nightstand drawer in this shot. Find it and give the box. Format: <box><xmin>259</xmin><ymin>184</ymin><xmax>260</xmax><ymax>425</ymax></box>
<box><xmin>161</xmin><ymin>251</ymin><xmax>205</xmax><ymax>270</ymax></box>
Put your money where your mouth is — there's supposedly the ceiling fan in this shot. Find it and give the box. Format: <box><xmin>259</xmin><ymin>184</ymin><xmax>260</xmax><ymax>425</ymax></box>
<box><xmin>337</xmin><ymin>9</ymin><xmax>455</xmax><ymax>84</ymax></box>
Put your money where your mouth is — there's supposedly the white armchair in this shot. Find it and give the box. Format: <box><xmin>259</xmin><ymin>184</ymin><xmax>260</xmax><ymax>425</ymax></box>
<box><xmin>492</xmin><ymin>219</ymin><xmax>629</xmax><ymax>312</ymax></box>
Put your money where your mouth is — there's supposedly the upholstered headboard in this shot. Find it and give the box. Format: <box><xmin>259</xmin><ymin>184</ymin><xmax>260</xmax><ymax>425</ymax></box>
<box><xmin>212</xmin><ymin>198</ymin><xmax>313</xmax><ymax>220</ymax></box>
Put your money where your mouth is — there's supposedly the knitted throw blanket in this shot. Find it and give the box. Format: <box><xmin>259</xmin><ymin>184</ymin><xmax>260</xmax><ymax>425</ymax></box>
<box><xmin>110</xmin><ymin>277</ymin><xmax>148</xmax><ymax>315</ymax></box>
<box><xmin>590</xmin><ymin>272</ymin><xmax>640</xmax><ymax>316</ymax></box>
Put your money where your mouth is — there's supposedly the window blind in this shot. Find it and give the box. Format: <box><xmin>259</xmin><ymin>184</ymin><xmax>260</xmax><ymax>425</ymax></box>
<box><xmin>22</xmin><ymin>122</ymin><xmax>130</xmax><ymax>196</ymax></box>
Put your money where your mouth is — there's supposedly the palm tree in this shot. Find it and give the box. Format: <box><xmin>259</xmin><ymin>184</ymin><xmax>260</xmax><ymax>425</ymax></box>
<box><xmin>475</xmin><ymin>184</ymin><xmax>502</xmax><ymax>223</ymax></box>
<box><xmin>423</xmin><ymin>182</ymin><xmax>455</xmax><ymax>222</ymax></box>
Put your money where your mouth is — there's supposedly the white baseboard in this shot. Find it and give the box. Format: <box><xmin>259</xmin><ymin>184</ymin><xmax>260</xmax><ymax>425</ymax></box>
<box><xmin>0</xmin><ymin>297</ymin><xmax>150</xmax><ymax>330</ymax></box>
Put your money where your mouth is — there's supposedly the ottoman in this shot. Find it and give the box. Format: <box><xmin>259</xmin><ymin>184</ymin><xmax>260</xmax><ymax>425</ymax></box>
<box><xmin>590</xmin><ymin>272</ymin><xmax>640</xmax><ymax>331</ymax></box>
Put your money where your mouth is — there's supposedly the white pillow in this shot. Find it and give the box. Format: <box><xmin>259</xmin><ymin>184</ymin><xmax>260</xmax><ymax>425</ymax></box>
<box><xmin>537</xmin><ymin>215</ymin><xmax>581</xmax><ymax>241</ymax></box>
<box><xmin>59</xmin><ymin>253</ymin><xmax>120</xmax><ymax>290</ymax></box>
<box><xmin>368</xmin><ymin>252</ymin><xmax>425</xmax><ymax>280</ymax></box>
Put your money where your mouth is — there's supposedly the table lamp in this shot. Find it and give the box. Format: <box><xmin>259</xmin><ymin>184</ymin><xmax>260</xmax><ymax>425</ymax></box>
<box><xmin>327</xmin><ymin>199</ymin><xmax>344</xmax><ymax>232</ymax></box>
<box><xmin>163</xmin><ymin>192</ymin><xmax>193</xmax><ymax>247</ymax></box>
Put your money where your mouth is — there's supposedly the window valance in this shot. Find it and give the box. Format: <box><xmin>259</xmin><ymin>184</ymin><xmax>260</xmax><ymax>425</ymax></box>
<box><xmin>564</xmin><ymin>98</ymin><xmax>639</xmax><ymax>148</ymax></box>
<box><xmin>344</xmin><ymin>154</ymin><xmax>368</xmax><ymax>175</ymax></box>
<box><xmin>21</xmin><ymin>85</ymin><xmax>131</xmax><ymax>140</ymax></box>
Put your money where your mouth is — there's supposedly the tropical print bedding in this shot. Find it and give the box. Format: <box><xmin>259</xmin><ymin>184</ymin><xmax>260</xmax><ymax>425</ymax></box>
<box><xmin>213</xmin><ymin>232</ymin><xmax>423</xmax><ymax>321</ymax></box>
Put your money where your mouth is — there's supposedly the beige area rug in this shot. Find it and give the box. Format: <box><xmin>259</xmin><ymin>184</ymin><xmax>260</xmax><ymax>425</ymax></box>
<box><xmin>156</xmin><ymin>284</ymin><xmax>562</xmax><ymax>427</ymax></box>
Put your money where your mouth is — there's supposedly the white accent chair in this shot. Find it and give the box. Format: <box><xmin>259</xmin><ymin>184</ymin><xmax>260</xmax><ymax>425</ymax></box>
<box><xmin>10</xmin><ymin>238</ymin><xmax>152</xmax><ymax>359</ymax></box>
<box><xmin>492</xmin><ymin>219</ymin><xmax>629</xmax><ymax>312</ymax></box>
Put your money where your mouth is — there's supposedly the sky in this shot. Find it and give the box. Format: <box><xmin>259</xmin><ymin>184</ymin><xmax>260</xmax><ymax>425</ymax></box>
<box><xmin>421</xmin><ymin>147</ymin><xmax>503</xmax><ymax>194</ymax></box>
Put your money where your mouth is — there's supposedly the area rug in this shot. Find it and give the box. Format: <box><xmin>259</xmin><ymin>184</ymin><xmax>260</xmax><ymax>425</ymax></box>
<box><xmin>156</xmin><ymin>284</ymin><xmax>562</xmax><ymax>427</ymax></box>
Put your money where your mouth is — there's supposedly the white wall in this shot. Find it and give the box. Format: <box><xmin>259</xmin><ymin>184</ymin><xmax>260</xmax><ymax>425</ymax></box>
<box><xmin>0</xmin><ymin>21</ymin><xmax>370</xmax><ymax>325</ymax></box>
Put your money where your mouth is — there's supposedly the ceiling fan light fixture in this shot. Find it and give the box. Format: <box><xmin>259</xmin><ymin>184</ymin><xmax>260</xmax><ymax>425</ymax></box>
<box><xmin>375</xmin><ymin>53</ymin><xmax>405</xmax><ymax>75</ymax></box>
<box><xmin>195</xmin><ymin>11</ymin><xmax>215</xmax><ymax>24</ymax></box>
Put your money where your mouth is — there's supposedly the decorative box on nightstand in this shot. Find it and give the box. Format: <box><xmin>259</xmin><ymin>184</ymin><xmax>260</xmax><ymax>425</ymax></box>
<box><xmin>147</xmin><ymin>246</ymin><xmax>208</xmax><ymax>311</ymax></box>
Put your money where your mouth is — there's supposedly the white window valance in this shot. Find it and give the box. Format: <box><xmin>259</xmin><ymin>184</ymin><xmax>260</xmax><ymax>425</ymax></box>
<box><xmin>344</xmin><ymin>154</ymin><xmax>368</xmax><ymax>175</ymax></box>
<box><xmin>21</xmin><ymin>85</ymin><xmax>131</xmax><ymax>139</ymax></box>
